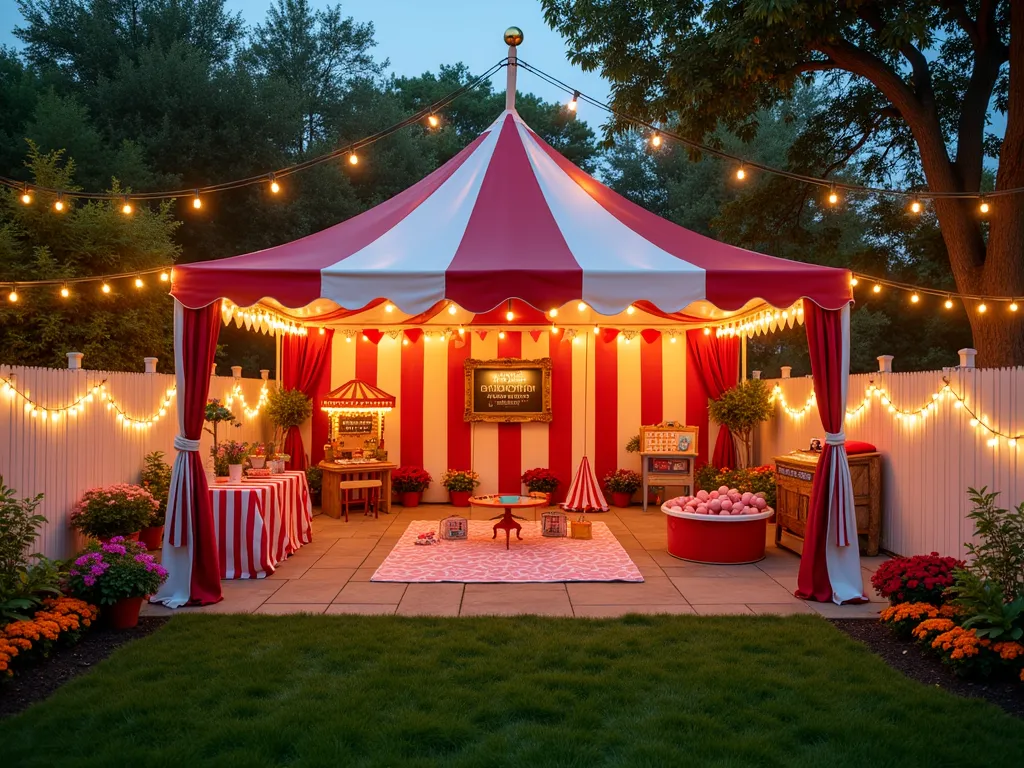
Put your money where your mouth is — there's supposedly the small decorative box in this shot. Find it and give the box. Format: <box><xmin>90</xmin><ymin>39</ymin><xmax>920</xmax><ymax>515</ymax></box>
<box><xmin>541</xmin><ymin>510</ymin><xmax>568</xmax><ymax>538</ymax></box>
<box><xmin>499</xmin><ymin>495</ymin><xmax>520</xmax><ymax>504</ymax></box>
<box><xmin>439</xmin><ymin>515</ymin><xmax>469</xmax><ymax>541</ymax></box>
<box><xmin>570</xmin><ymin>520</ymin><xmax>592</xmax><ymax>540</ymax></box>
<box><xmin>246</xmin><ymin>468</ymin><xmax>272</xmax><ymax>477</ymax></box>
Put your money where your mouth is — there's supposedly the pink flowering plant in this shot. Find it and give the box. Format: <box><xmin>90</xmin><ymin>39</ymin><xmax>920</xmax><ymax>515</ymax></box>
<box><xmin>70</xmin><ymin>485</ymin><xmax>159</xmax><ymax>540</ymax></box>
<box><xmin>63</xmin><ymin>537</ymin><xmax>168</xmax><ymax>605</ymax></box>
<box><xmin>218</xmin><ymin>440</ymin><xmax>250</xmax><ymax>464</ymax></box>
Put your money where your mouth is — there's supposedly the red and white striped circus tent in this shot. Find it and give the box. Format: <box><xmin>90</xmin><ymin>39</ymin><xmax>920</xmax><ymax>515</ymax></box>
<box><xmin>157</xmin><ymin>99</ymin><xmax>863</xmax><ymax>610</ymax></box>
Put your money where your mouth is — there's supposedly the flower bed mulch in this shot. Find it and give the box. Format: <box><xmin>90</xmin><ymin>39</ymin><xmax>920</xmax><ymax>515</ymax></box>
<box><xmin>831</xmin><ymin>619</ymin><xmax>1024</xmax><ymax>719</ymax></box>
<box><xmin>0</xmin><ymin>617</ymin><xmax>167</xmax><ymax>719</ymax></box>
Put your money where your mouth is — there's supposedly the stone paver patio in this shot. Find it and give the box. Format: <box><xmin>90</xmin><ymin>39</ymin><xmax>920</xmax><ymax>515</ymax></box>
<box><xmin>144</xmin><ymin>505</ymin><xmax>887</xmax><ymax>618</ymax></box>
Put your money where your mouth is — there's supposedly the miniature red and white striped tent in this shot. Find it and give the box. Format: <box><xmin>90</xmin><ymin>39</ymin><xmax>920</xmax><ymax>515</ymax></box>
<box><xmin>320</xmin><ymin>379</ymin><xmax>395</xmax><ymax>412</ymax></box>
<box><xmin>561</xmin><ymin>456</ymin><xmax>608</xmax><ymax>513</ymax></box>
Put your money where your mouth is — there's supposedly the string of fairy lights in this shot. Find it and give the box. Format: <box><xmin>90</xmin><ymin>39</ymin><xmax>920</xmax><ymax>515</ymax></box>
<box><xmin>771</xmin><ymin>377</ymin><xmax>1022</xmax><ymax>446</ymax></box>
<box><xmin>2</xmin><ymin>59</ymin><xmax>1021</xmax><ymax>313</ymax></box>
<box><xmin>0</xmin><ymin>375</ymin><xmax>175</xmax><ymax>428</ymax></box>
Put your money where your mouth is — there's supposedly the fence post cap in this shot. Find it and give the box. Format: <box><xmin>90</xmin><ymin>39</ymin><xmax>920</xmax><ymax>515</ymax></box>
<box><xmin>66</xmin><ymin>351</ymin><xmax>84</xmax><ymax>369</ymax></box>
<box><xmin>230</xmin><ymin>365</ymin><xmax>243</xmax><ymax>379</ymax></box>
<box><xmin>877</xmin><ymin>354</ymin><xmax>894</xmax><ymax>373</ymax></box>
<box><xmin>780</xmin><ymin>366</ymin><xmax>792</xmax><ymax>379</ymax></box>
<box><xmin>957</xmin><ymin>348</ymin><xmax>977</xmax><ymax>369</ymax></box>
<box><xmin>260</xmin><ymin>369</ymin><xmax>270</xmax><ymax>381</ymax></box>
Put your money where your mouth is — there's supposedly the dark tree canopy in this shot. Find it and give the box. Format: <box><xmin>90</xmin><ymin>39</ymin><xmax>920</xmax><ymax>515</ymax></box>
<box><xmin>543</xmin><ymin>0</ymin><xmax>1022</xmax><ymax>366</ymax></box>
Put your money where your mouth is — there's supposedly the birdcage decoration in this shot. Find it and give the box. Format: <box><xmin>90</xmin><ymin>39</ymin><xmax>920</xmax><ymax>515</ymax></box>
<box><xmin>540</xmin><ymin>509</ymin><xmax>568</xmax><ymax>538</ymax></box>
<box><xmin>438</xmin><ymin>514</ymin><xmax>469</xmax><ymax>541</ymax></box>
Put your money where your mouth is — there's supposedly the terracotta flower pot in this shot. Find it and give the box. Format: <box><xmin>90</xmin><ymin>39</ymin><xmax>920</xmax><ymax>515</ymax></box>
<box><xmin>449</xmin><ymin>490</ymin><xmax>472</xmax><ymax>507</ymax></box>
<box><xmin>99</xmin><ymin>531</ymin><xmax>140</xmax><ymax>544</ymax></box>
<box><xmin>611</xmin><ymin>491</ymin><xmax>633</xmax><ymax>508</ymax></box>
<box><xmin>106</xmin><ymin>597</ymin><xmax>144</xmax><ymax>629</ymax></box>
<box><xmin>139</xmin><ymin>525</ymin><xmax>164</xmax><ymax>550</ymax></box>
<box><xmin>401</xmin><ymin>491</ymin><xmax>421</xmax><ymax>507</ymax></box>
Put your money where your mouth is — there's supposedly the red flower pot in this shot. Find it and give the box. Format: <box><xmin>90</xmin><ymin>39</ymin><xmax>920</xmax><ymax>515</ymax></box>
<box><xmin>139</xmin><ymin>525</ymin><xmax>164</xmax><ymax>551</ymax></box>
<box><xmin>401</xmin><ymin>491</ymin><xmax>421</xmax><ymax>507</ymax></box>
<box><xmin>611</xmin><ymin>491</ymin><xmax>633</xmax><ymax>508</ymax></box>
<box><xmin>99</xmin><ymin>531</ymin><xmax>140</xmax><ymax>544</ymax></box>
<box><xmin>449</xmin><ymin>490</ymin><xmax>472</xmax><ymax>507</ymax></box>
<box><xmin>106</xmin><ymin>597</ymin><xmax>144</xmax><ymax>629</ymax></box>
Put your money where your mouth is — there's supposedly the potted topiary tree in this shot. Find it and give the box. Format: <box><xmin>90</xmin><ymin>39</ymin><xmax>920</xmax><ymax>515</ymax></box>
<box><xmin>266</xmin><ymin>387</ymin><xmax>313</xmax><ymax>471</ymax></box>
<box><xmin>707</xmin><ymin>379</ymin><xmax>773</xmax><ymax>469</ymax></box>
<box><xmin>440</xmin><ymin>469</ymin><xmax>480</xmax><ymax>507</ymax></box>
<box><xmin>392</xmin><ymin>467</ymin><xmax>432</xmax><ymax>507</ymax></box>
<box><xmin>139</xmin><ymin>452</ymin><xmax>172</xmax><ymax>550</ymax></box>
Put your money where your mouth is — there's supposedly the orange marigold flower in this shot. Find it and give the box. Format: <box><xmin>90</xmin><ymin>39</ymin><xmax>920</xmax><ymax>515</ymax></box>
<box><xmin>912</xmin><ymin>618</ymin><xmax>955</xmax><ymax>640</ymax></box>
<box><xmin>937</xmin><ymin>604</ymin><xmax>963</xmax><ymax>619</ymax></box>
<box><xmin>992</xmin><ymin>642</ymin><xmax>1024</xmax><ymax>661</ymax></box>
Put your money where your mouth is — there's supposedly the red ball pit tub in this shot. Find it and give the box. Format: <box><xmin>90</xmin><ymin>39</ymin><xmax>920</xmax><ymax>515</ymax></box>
<box><xmin>662</xmin><ymin>505</ymin><xmax>774</xmax><ymax>564</ymax></box>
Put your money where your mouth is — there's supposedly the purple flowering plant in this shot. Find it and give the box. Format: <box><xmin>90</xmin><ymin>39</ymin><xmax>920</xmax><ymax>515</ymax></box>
<box><xmin>63</xmin><ymin>537</ymin><xmax>168</xmax><ymax>605</ymax></box>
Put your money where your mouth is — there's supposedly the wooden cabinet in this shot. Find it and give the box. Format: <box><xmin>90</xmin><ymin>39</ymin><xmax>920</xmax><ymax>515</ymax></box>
<box><xmin>773</xmin><ymin>451</ymin><xmax>882</xmax><ymax>556</ymax></box>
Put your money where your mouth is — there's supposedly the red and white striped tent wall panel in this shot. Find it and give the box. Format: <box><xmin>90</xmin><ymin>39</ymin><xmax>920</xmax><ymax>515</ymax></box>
<box><xmin>319</xmin><ymin>329</ymin><xmax>689</xmax><ymax>503</ymax></box>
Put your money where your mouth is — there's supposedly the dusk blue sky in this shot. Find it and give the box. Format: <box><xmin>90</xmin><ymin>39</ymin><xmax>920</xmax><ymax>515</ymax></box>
<box><xmin>0</xmin><ymin>0</ymin><xmax>612</xmax><ymax>124</ymax></box>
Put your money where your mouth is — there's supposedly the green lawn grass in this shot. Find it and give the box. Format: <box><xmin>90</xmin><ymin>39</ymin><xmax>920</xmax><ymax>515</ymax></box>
<box><xmin>3</xmin><ymin>614</ymin><xmax>1023</xmax><ymax>767</ymax></box>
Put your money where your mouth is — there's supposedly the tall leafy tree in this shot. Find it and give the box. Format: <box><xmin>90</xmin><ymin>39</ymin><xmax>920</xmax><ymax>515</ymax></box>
<box><xmin>543</xmin><ymin>0</ymin><xmax>1022</xmax><ymax>366</ymax></box>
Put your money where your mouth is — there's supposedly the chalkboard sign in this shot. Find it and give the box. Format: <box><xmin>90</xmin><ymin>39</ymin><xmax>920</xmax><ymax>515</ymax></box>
<box><xmin>336</xmin><ymin>415</ymin><xmax>374</xmax><ymax>434</ymax></box>
<box><xmin>465</xmin><ymin>358</ymin><xmax>552</xmax><ymax>423</ymax></box>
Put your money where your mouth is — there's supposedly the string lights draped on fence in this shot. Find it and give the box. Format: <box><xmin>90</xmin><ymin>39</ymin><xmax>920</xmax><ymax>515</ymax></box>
<box><xmin>0</xmin><ymin>375</ymin><xmax>175</xmax><ymax>428</ymax></box>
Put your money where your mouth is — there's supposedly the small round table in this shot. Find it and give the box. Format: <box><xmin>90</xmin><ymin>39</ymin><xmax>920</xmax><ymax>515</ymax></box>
<box><xmin>468</xmin><ymin>495</ymin><xmax>549</xmax><ymax>550</ymax></box>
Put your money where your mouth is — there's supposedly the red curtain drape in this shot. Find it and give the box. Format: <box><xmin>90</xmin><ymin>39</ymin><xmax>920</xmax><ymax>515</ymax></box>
<box><xmin>160</xmin><ymin>300</ymin><xmax>222</xmax><ymax>606</ymax></box>
<box><xmin>282</xmin><ymin>330</ymin><xmax>334</xmax><ymax>471</ymax></box>
<box><xmin>686</xmin><ymin>331</ymin><xmax>739</xmax><ymax>468</ymax></box>
<box><xmin>796</xmin><ymin>303</ymin><xmax>866</xmax><ymax>604</ymax></box>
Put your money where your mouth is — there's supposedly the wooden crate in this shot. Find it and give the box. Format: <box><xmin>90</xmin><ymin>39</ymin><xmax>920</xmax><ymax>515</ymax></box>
<box><xmin>773</xmin><ymin>451</ymin><xmax>882</xmax><ymax>556</ymax></box>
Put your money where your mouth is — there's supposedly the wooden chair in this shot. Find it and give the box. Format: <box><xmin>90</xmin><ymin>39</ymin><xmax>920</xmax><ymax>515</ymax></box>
<box><xmin>338</xmin><ymin>479</ymin><xmax>382</xmax><ymax>522</ymax></box>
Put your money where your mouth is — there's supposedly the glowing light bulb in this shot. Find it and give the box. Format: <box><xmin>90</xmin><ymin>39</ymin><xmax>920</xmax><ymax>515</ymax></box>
<box><xmin>910</xmin><ymin>293</ymin><xmax>919</xmax><ymax>304</ymax></box>
<box><xmin>577</xmin><ymin>302</ymin><xmax>587</xmax><ymax>312</ymax></box>
<box><xmin>427</xmin><ymin>114</ymin><xmax>439</xmax><ymax>128</ymax></box>
<box><xmin>670</xmin><ymin>336</ymin><xmax>676</xmax><ymax>343</ymax></box>
<box><xmin>1011</xmin><ymin>302</ymin><xmax>1019</xmax><ymax>312</ymax></box>
<box><xmin>828</xmin><ymin>187</ymin><xmax>839</xmax><ymax>205</ymax></box>
<box><xmin>969</xmin><ymin>418</ymin><xmax>979</xmax><ymax>427</ymax></box>
<box><xmin>650</xmin><ymin>133</ymin><xmax>662</xmax><ymax>148</ymax></box>
<box><xmin>348</xmin><ymin>153</ymin><xmax>359</xmax><ymax>166</ymax></box>
<box><xmin>385</xmin><ymin>303</ymin><xmax>394</xmax><ymax>313</ymax></box>
<box><xmin>60</xmin><ymin>285</ymin><xmax>69</xmax><ymax>298</ymax></box>
<box><xmin>20</xmin><ymin>188</ymin><xmax>31</xmax><ymax>205</ymax></box>
<box><xmin>872</xmin><ymin>284</ymin><xmax>882</xmax><ymax>294</ymax></box>
<box><xmin>944</xmin><ymin>297</ymin><xmax>953</xmax><ymax>309</ymax></box>
<box><xmin>498</xmin><ymin>331</ymin><xmax>506</xmax><ymax>339</ymax></box>
<box><xmin>160</xmin><ymin>271</ymin><xmax>170</xmax><ymax>282</ymax></box>
<box><xmin>269</xmin><ymin>174</ymin><xmax>280</xmax><ymax>193</ymax></box>
<box><xmin>101</xmin><ymin>283</ymin><xmax>111</xmax><ymax>294</ymax></box>
<box><xmin>134</xmin><ymin>276</ymin><xmax>144</xmax><ymax>289</ymax></box>
<box><xmin>121</xmin><ymin>198</ymin><xmax>132</xmax><ymax>215</ymax></box>
<box><xmin>361</xmin><ymin>334</ymin><xmax>368</xmax><ymax>342</ymax></box>
<box><xmin>458</xmin><ymin>326</ymin><xmax>464</xmax><ymax>335</ymax></box>
<box><xmin>7</xmin><ymin>288</ymin><xmax>17</xmax><ymax>303</ymax></box>
<box><xmin>736</xmin><ymin>165</ymin><xmax>746</xmax><ymax>180</ymax></box>
<box><xmin>318</xmin><ymin>327</ymin><xmax>325</xmax><ymax>335</ymax></box>
<box><xmin>979</xmin><ymin>198</ymin><xmax>990</xmax><ymax>214</ymax></box>
<box><xmin>192</xmin><ymin>190</ymin><xmax>202</xmax><ymax>209</ymax></box>
<box><xmin>978</xmin><ymin>303</ymin><xmax>987</xmax><ymax>313</ymax></box>
<box><xmin>402</xmin><ymin>337</ymin><xmax>408</xmax><ymax>345</ymax></box>
<box><xmin>626</xmin><ymin>305</ymin><xmax>635</xmax><ymax>315</ymax></box>
<box><xmin>448</xmin><ymin>304</ymin><xmax>457</xmax><ymax>315</ymax></box>
<box><xmin>345</xmin><ymin>336</ymin><xmax>352</xmax><ymax>343</ymax></box>
<box><xmin>850</xmin><ymin>277</ymin><xmax>858</xmax><ymax>286</ymax></box>
<box><xmin>910</xmin><ymin>199</ymin><xmax>921</xmax><ymax>214</ymax></box>
<box><xmin>506</xmin><ymin>310</ymin><xmax>514</xmax><ymax>321</ymax></box>
<box><xmin>703</xmin><ymin>326</ymin><xmax>710</xmax><ymax>335</ymax></box>
<box><xmin>549</xmin><ymin>308</ymin><xmax>558</xmax><ymax>318</ymax></box>
<box><xmin>54</xmin><ymin>195</ymin><xmax>65</xmax><ymax>212</ymax></box>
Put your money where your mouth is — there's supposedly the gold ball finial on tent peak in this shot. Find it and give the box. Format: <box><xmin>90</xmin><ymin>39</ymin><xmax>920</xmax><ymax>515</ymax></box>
<box><xmin>504</xmin><ymin>27</ymin><xmax>524</xmax><ymax>46</ymax></box>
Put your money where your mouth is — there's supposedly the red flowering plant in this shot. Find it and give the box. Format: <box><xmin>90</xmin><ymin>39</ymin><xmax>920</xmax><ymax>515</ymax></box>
<box><xmin>871</xmin><ymin>552</ymin><xmax>963</xmax><ymax>605</ymax></box>
<box><xmin>604</xmin><ymin>469</ymin><xmax>642</xmax><ymax>494</ymax></box>
<box><xmin>392</xmin><ymin>467</ymin><xmax>432</xmax><ymax>494</ymax></box>
<box><xmin>521</xmin><ymin>468</ymin><xmax>560</xmax><ymax>494</ymax></box>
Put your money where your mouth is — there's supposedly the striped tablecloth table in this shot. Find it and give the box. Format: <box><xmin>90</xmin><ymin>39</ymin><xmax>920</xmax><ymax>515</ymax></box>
<box><xmin>210</xmin><ymin>470</ymin><xmax>313</xmax><ymax>579</ymax></box>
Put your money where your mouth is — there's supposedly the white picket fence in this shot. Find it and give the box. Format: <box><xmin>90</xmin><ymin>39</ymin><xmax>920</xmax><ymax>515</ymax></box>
<box><xmin>755</xmin><ymin>366</ymin><xmax>1024</xmax><ymax>559</ymax></box>
<box><xmin>0</xmin><ymin>364</ymin><xmax>272</xmax><ymax>559</ymax></box>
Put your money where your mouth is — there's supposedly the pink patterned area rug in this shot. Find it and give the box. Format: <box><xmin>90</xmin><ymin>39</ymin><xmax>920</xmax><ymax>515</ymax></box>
<box><xmin>371</xmin><ymin>520</ymin><xmax>644</xmax><ymax>583</ymax></box>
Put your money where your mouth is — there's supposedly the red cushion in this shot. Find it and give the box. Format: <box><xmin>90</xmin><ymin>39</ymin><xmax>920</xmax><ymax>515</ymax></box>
<box><xmin>845</xmin><ymin>440</ymin><xmax>876</xmax><ymax>455</ymax></box>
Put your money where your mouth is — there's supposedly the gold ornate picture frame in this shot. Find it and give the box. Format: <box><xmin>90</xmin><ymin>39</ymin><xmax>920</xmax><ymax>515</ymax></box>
<box><xmin>465</xmin><ymin>358</ymin><xmax>553</xmax><ymax>423</ymax></box>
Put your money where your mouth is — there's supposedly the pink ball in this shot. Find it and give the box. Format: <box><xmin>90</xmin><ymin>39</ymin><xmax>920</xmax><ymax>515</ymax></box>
<box><xmin>708</xmin><ymin>499</ymin><xmax>722</xmax><ymax>512</ymax></box>
<box><xmin>695</xmin><ymin>504</ymin><xmax>708</xmax><ymax>515</ymax></box>
<box><xmin>670</xmin><ymin>505</ymin><xmax>683</xmax><ymax>514</ymax></box>
<box><xmin>728</xmin><ymin>493</ymin><xmax>741</xmax><ymax>504</ymax></box>
<box><xmin>696</xmin><ymin>490</ymin><xmax>709</xmax><ymax>502</ymax></box>
<box><xmin>709</xmin><ymin>490</ymin><xmax>719</xmax><ymax>500</ymax></box>
<box><xmin>753</xmin><ymin>497</ymin><xmax>767</xmax><ymax>510</ymax></box>
<box><xmin>718</xmin><ymin>485</ymin><xmax>730</xmax><ymax>495</ymax></box>
<box><xmin>732</xmin><ymin>509</ymin><xmax>745</xmax><ymax>515</ymax></box>
<box><xmin>741</xmin><ymin>492</ymin><xmax>753</xmax><ymax>505</ymax></box>
<box><xmin>720</xmin><ymin>499</ymin><xmax>733</xmax><ymax>511</ymax></box>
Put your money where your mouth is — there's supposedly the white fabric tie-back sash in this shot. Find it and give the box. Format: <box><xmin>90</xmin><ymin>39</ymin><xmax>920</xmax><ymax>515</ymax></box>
<box><xmin>825</xmin><ymin>430</ymin><xmax>845</xmax><ymax>446</ymax></box>
<box><xmin>824</xmin><ymin>430</ymin><xmax>853</xmax><ymax>547</ymax></box>
<box><xmin>174</xmin><ymin>435</ymin><xmax>201</xmax><ymax>452</ymax></box>
<box><xmin>166</xmin><ymin>434</ymin><xmax>200</xmax><ymax>547</ymax></box>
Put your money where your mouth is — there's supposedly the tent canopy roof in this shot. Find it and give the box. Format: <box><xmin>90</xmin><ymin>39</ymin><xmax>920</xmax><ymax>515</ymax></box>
<box><xmin>173</xmin><ymin>110</ymin><xmax>852</xmax><ymax>319</ymax></box>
